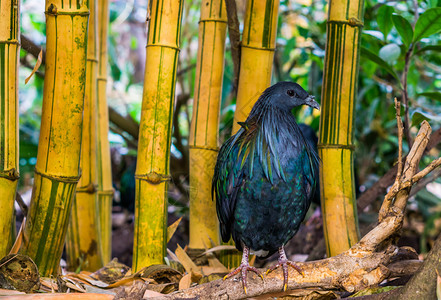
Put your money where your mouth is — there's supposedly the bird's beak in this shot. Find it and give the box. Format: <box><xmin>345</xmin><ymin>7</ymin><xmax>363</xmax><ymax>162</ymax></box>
<box><xmin>306</xmin><ymin>95</ymin><xmax>320</xmax><ymax>110</ymax></box>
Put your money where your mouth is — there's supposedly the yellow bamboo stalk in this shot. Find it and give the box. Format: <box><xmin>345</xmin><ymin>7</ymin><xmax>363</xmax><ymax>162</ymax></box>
<box><xmin>223</xmin><ymin>0</ymin><xmax>280</xmax><ymax>269</ymax></box>
<box><xmin>66</xmin><ymin>0</ymin><xmax>103</xmax><ymax>271</ymax></box>
<box><xmin>133</xmin><ymin>0</ymin><xmax>184</xmax><ymax>271</ymax></box>
<box><xmin>231</xmin><ymin>0</ymin><xmax>280</xmax><ymax>134</ymax></box>
<box><xmin>0</xmin><ymin>0</ymin><xmax>20</xmax><ymax>258</ymax></box>
<box><xmin>188</xmin><ymin>0</ymin><xmax>227</xmax><ymax>251</ymax></box>
<box><xmin>96</xmin><ymin>0</ymin><xmax>113</xmax><ymax>265</ymax></box>
<box><xmin>319</xmin><ymin>0</ymin><xmax>363</xmax><ymax>256</ymax></box>
<box><xmin>19</xmin><ymin>1</ymin><xmax>89</xmax><ymax>276</ymax></box>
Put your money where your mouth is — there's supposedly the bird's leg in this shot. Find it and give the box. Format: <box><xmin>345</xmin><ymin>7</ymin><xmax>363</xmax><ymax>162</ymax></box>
<box><xmin>223</xmin><ymin>246</ymin><xmax>263</xmax><ymax>294</ymax></box>
<box><xmin>265</xmin><ymin>246</ymin><xmax>304</xmax><ymax>291</ymax></box>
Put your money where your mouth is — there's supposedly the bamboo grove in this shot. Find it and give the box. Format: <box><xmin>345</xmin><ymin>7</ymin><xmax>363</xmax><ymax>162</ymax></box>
<box><xmin>2</xmin><ymin>0</ymin><xmax>366</xmax><ymax>279</ymax></box>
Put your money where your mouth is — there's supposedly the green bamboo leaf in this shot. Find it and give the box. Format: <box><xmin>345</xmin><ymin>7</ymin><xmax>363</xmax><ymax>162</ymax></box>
<box><xmin>392</xmin><ymin>14</ymin><xmax>413</xmax><ymax>48</ymax></box>
<box><xmin>379</xmin><ymin>44</ymin><xmax>401</xmax><ymax>63</ymax></box>
<box><xmin>377</xmin><ymin>5</ymin><xmax>394</xmax><ymax>39</ymax></box>
<box><xmin>413</xmin><ymin>7</ymin><xmax>441</xmax><ymax>42</ymax></box>
<box><xmin>414</xmin><ymin>45</ymin><xmax>441</xmax><ymax>55</ymax></box>
<box><xmin>360</xmin><ymin>47</ymin><xmax>400</xmax><ymax>82</ymax></box>
<box><xmin>418</xmin><ymin>92</ymin><xmax>441</xmax><ymax>101</ymax></box>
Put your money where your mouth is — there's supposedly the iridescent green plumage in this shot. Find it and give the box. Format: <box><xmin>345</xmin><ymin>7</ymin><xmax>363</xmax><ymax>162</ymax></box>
<box><xmin>212</xmin><ymin>82</ymin><xmax>320</xmax><ymax>291</ymax></box>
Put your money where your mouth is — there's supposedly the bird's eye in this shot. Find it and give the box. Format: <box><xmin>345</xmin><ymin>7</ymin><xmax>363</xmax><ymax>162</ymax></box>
<box><xmin>287</xmin><ymin>90</ymin><xmax>296</xmax><ymax>97</ymax></box>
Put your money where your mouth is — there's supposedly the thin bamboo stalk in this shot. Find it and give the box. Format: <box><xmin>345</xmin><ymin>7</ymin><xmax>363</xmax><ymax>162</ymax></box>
<box><xmin>318</xmin><ymin>0</ymin><xmax>364</xmax><ymax>256</ymax></box>
<box><xmin>188</xmin><ymin>0</ymin><xmax>227</xmax><ymax>251</ymax></box>
<box><xmin>19</xmin><ymin>1</ymin><xmax>89</xmax><ymax>276</ymax></box>
<box><xmin>96</xmin><ymin>0</ymin><xmax>113</xmax><ymax>265</ymax></box>
<box><xmin>133</xmin><ymin>0</ymin><xmax>184</xmax><ymax>271</ymax></box>
<box><xmin>66</xmin><ymin>0</ymin><xmax>103</xmax><ymax>271</ymax></box>
<box><xmin>0</xmin><ymin>0</ymin><xmax>20</xmax><ymax>258</ymax></box>
<box><xmin>231</xmin><ymin>0</ymin><xmax>280</xmax><ymax>134</ymax></box>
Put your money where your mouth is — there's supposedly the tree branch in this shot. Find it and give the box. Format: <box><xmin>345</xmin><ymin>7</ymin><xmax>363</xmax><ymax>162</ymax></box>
<box><xmin>20</xmin><ymin>34</ymin><xmax>46</xmax><ymax>65</ymax></box>
<box><xmin>108</xmin><ymin>107</ymin><xmax>139</xmax><ymax>140</ymax></box>
<box><xmin>225</xmin><ymin>0</ymin><xmax>241</xmax><ymax>96</ymax></box>
<box><xmin>357</xmin><ymin>126</ymin><xmax>441</xmax><ymax>212</ymax></box>
<box><xmin>401</xmin><ymin>47</ymin><xmax>414</xmax><ymax>149</ymax></box>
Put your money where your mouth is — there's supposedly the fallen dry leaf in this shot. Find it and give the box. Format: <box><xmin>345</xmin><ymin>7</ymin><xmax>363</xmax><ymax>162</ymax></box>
<box><xmin>201</xmin><ymin>245</ymin><xmax>237</xmax><ymax>256</ymax></box>
<box><xmin>25</xmin><ymin>50</ymin><xmax>43</xmax><ymax>84</ymax></box>
<box><xmin>178</xmin><ymin>273</ymin><xmax>192</xmax><ymax>290</ymax></box>
<box><xmin>175</xmin><ymin>245</ymin><xmax>202</xmax><ymax>276</ymax></box>
<box><xmin>9</xmin><ymin>218</ymin><xmax>25</xmax><ymax>255</ymax></box>
<box><xmin>143</xmin><ymin>289</ymin><xmax>164</xmax><ymax>298</ymax></box>
<box><xmin>167</xmin><ymin>217</ymin><xmax>182</xmax><ymax>243</ymax></box>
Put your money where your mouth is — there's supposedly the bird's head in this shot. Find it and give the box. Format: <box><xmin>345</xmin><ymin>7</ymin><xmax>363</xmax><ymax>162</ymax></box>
<box><xmin>265</xmin><ymin>81</ymin><xmax>320</xmax><ymax>111</ymax></box>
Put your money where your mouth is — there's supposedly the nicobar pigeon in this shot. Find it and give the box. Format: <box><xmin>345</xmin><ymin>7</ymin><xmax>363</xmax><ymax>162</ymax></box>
<box><xmin>212</xmin><ymin>81</ymin><xmax>320</xmax><ymax>293</ymax></box>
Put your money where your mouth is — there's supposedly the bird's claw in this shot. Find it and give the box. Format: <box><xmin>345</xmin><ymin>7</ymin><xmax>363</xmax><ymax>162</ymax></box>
<box><xmin>265</xmin><ymin>260</ymin><xmax>304</xmax><ymax>291</ymax></box>
<box><xmin>223</xmin><ymin>264</ymin><xmax>264</xmax><ymax>294</ymax></box>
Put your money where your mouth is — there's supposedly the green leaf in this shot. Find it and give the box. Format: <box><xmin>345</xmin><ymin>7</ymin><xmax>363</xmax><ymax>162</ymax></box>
<box><xmin>414</xmin><ymin>45</ymin><xmax>441</xmax><ymax>55</ymax></box>
<box><xmin>413</xmin><ymin>7</ymin><xmax>441</xmax><ymax>42</ymax></box>
<box><xmin>429</xmin><ymin>0</ymin><xmax>440</xmax><ymax>8</ymax></box>
<box><xmin>351</xmin><ymin>286</ymin><xmax>400</xmax><ymax>297</ymax></box>
<box><xmin>418</xmin><ymin>92</ymin><xmax>441</xmax><ymax>101</ymax></box>
<box><xmin>360</xmin><ymin>47</ymin><xmax>400</xmax><ymax>82</ymax></box>
<box><xmin>298</xmin><ymin>26</ymin><xmax>309</xmax><ymax>38</ymax></box>
<box><xmin>363</xmin><ymin>30</ymin><xmax>385</xmax><ymax>40</ymax></box>
<box><xmin>392</xmin><ymin>14</ymin><xmax>413</xmax><ymax>48</ymax></box>
<box><xmin>377</xmin><ymin>5</ymin><xmax>394</xmax><ymax>39</ymax></box>
<box><xmin>379</xmin><ymin>44</ymin><xmax>401</xmax><ymax>63</ymax></box>
<box><xmin>411</xmin><ymin>110</ymin><xmax>441</xmax><ymax>127</ymax></box>
<box><xmin>411</xmin><ymin>111</ymin><xmax>432</xmax><ymax>127</ymax></box>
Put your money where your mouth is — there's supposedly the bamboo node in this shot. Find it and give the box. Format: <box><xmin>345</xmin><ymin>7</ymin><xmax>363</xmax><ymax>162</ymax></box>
<box><xmin>241</xmin><ymin>44</ymin><xmax>276</xmax><ymax>52</ymax></box>
<box><xmin>97</xmin><ymin>189</ymin><xmax>114</xmax><ymax>197</ymax></box>
<box><xmin>45</xmin><ymin>4</ymin><xmax>89</xmax><ymax>16</ymax></box>
<box><xmin>146</xmin><ymin>43</ymin><xmax>180</xmax><ymax>52</ymax></box>
<box><xmin>198</xmin><ymin>18</ymin><xmax>228</xmax><ymax>24</ymax></box>
<box><xmin>135</xmin><ymin>172</ymin><xmax>171</xmax><ymax>184</ymax></box>
<box><xmin>76</xmin><ymin>183</ymin><xmax>98</xmax><ymax>193</ymax></box>
<box><xmin>327</xmin><ymin>18</ymin><xmax>364</xmax><ymax>27</ymax></box>
<box><xmin>34</xmin><ymin>168</ymin><xmax>81</xmax><ymax>183</ymax></box>
<box><xmin>189</xmin><ymin>145</ymin><xmax>219</xmax><ymax>152</ymax></box>
<box><xmin>0</xmin><ymin>40</ymin><xmax>19</xmax><ymax>46</ymax></box>
<box><xmin>0</xmin><ymin>168</ymin><xmax>20</xmax><ymax>181</ymax></box>
<box><xmin>317</xmin><ymin>143</ymin><xmax>355</xmax><ymax>150</ymax></box>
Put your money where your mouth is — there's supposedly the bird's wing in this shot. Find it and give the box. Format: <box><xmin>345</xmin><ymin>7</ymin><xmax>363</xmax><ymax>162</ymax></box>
<box><xmin>212</xmin><ymin>128</ymin><xmax>249</xmax><ymax>242</ymax></box>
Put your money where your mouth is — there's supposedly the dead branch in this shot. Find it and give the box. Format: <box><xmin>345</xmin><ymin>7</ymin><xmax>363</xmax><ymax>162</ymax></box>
<box><xmin>409</xmin><ymin>167</ymin><xmax>441</xmax><ymax>197</ymax></box>
<box><xmin>357</xmin><ymin>126</ymin><xmax>441</xmax><ymax>212</ymax></box>
<box><xmin>387</xmin><ymin>259</ymin><xmax>422</xmax><ymax>277</ymax></box>
<box><xmin>401</xmin><ymin>46</ymin><xmax>414</xmax><ymax>149</ymax></box>
<box><xmin>378</xmin><ymin>99</ymin><xmax>404</xmax><ymax>220</ymax></box>
<box><xmin>378</xmin><ymin>120</ymin><xmax>431</xmax><ymax>221</ymax></box>
<box><xmin>154</xmin><ymin>115</ymin><xmax>441</xmax><ymax>299</ymax></box>
<box><xmin>395</xmin><ymin>99</ymin><xmax>403</xmax><ymax>183</ymax></box>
